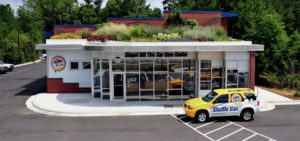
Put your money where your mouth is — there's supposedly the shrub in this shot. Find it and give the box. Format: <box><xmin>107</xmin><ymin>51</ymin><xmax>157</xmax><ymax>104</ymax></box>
<box><xmin>183</xmin><ymin>19</ymin><xmax>198</xmax><ymax>28</ymax></box>
<box><xmin>87</xmin><ymin>35</ymin><xmax>116</xmax><ymax>42</ymax></box>
<box><xmin>130</xmin><ymin>26</ymin><xmax>147</xmax><ymax>37</ymax></box>
<box><xmin>50</xmin><ymin>33</ymin><xmax>81</xmax><ymax>39</ymax></box>
<box><xmin>182</xmin><ymin>26</ymin><xmax>226</xmax><ymax>41</ymax></box>
<box><xmin>294</xmin><ymin>92</ymin><xmax>300</xmax><ymax>97</ymax></box>
<box><xmin>95</xmin><ymin>23</ymin><xmax>112</xmax><ymax>29</ymax></box>
<box><xmin>142</xmin><ymin>25</ymin><xmax>164</xmax><ymax>35</ymax></box>
<box><xmin>165</xmin><ymin>26</ymin><xmax>190</xmax><ymax>35</ymax></box>
<box><xmin>92</xmin><ymin>23</ymin><xmax>132</xmax><ymax>40</ymax></box>
<box><xmin>76</xmin><ymin>29</ymin><xmax>90</xmax><ymax>39</ymax></box>
<box><xmin>153</xmin><ymin>33</ymin><xmax>181</xmax><ymax>41</ymax></box>
<box><xmin>165</xmin><ymin>12</ymin><xmax>184</xmax><ymax>27</ymax></box>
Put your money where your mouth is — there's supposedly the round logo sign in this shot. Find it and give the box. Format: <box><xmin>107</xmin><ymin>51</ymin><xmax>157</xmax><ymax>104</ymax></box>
<box><xmin>51</xmin><ymin>56</ymin><xmax>66</xmax><ymax>71</ymax></box>
<box><xmin>231</xmin><ymin>94</ymin><xmax>242</xmax><ymax>105</ymax></box>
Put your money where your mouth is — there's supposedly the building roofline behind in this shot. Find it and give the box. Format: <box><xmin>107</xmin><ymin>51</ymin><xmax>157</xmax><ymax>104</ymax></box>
<box><xmin>54</xmin><ymin>24</ymin><xmax>95</xmax><ymax>27</ymax></box>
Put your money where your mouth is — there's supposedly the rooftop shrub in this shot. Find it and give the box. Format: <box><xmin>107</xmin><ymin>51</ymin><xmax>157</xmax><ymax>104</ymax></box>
<box><xmin>130</xmin><ymin>26</ymin><xmax>147</xmax><ymax>37</ymax></box>
<box><xmin>182</xmin><ymin>26</ymin><xmax>226</xmax><ymax>41</ymax></box>
<box><xmin>75</xmin><ymin>28</ymin><xmax>90</xmax><ymax>39</ymax></box>
<box><xmin>92</xmin><ymin>23</ymin><xmax>132</xmax><ymax>40</ymax></box>
<box><xmin>50</xmin><ymin>33</ymin><xmax>81</xmax><ymax>39</ymax></box>
<box><xmin>153</xmin><ymin>33</ymin><xmax>181</xmax><ymax>41</ymax></box>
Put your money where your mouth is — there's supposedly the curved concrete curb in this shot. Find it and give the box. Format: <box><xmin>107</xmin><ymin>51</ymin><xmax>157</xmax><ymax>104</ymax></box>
<box><xmin>15</xmin><ymin>60</ymin><xmax>41</xmax><ymax>68</ymax></box>
<box><xmin>26</xmin><ymin>94</ymin><xmax>185</xmax><ymax>117</ymax></box>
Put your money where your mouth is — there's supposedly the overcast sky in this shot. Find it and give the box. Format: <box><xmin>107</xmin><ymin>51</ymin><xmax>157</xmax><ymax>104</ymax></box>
<box><xmin>0</xmin><ymin>0</ymin><xmax>163</xmax><ymax>13</ymax></box>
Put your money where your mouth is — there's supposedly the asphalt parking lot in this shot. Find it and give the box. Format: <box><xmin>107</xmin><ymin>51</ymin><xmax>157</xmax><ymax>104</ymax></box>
<box><xmin>0</xmin><ymin>61</ymin><xmax>300</xmax><ymax>141</ymax></box>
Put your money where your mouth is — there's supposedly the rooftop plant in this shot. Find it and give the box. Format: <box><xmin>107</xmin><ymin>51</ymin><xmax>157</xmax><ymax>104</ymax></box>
<box><xmin>50</xmin><ymin>33</ymin><xmax>81</xmax><ymax>39</ymax></box>
<box><xmin>51</xmin><ymin>23</ymin><xmax>231</xmax><ymax>42</ymax></box>
<box><xmin>92</xmin><ymin>23</ymin><xmax>132</xmax><ymax>40</ymax></box>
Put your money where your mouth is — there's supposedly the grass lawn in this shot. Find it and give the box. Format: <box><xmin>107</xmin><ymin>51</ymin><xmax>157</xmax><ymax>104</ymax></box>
<box><xmin>257</xmin><ymin>86</ymin><xmax>300</xmax><ymax>100</ymax></box>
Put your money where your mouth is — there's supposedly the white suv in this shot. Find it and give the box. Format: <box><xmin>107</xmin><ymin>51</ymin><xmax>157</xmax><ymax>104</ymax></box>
<box><xmin>0</xmin><ymin>61</ymin><xmax>14</xmax><ymax>71</ymax></box>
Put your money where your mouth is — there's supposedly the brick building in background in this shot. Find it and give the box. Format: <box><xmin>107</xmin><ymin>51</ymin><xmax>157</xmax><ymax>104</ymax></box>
<box><xmin>54</xmin><ymin>11</ymin><xmax>237</xmax><ymax>35</ymax></box>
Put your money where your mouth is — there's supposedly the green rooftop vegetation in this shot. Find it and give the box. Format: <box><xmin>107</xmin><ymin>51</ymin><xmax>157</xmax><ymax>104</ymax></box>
<box><xmin>51</xmin><ymin>23</ymin><xmax>233</xmax><ymax>42</ymax></box>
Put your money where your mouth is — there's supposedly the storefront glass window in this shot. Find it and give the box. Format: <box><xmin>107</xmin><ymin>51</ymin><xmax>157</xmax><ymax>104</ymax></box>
<box><xmin>183</xmin><ymin>59</ymin><xmax>195</xmax><ymax>71</ymax></box>
<box><xmin>238</xmin><ymin>72</ymin><xmax>249</xmax><ymax>88</ymax></box>
<box><xmin>169</xmin><ymin>60</ymin><xmax>182</xmax><ymax>72</ymax></box>
<box><xmin>155</xmin><ymin>59</ymin><xmax>167</xmax><ymax>71</ymax></box>
<box><xmin>183</xmin><ymin>72</ymin><xmax>195</xmax><ymax>99</ymax></box>
<box><xmin>140</xmin><ymin>73</ymin><xmax>153</xmax><ymax>89</ymax></box>
<box><xmin>154</xmin><ymin>73</ymin><xmax>168</xmax><ymax>100</ymax></box>
<box><xmin>126</xmin><ymin>60</ymin><xmax>139</xmax><ymax>72</ymax></box>
<box><xmin>227</xmin><ymin>69</ymin><xmax>238</xmax><ymax>88</ymax></box>
<box><xmin>112</xmin><ymin>60</ymin><xmax>124</xmax><ymax>71</ymax></box>
<box><xmin>140</xmin><ymin>60</ymin><xmax>153</xmax><ymax>71</ymax></box>
<box><xmin>126</xmin><ymin>73</ymin><xmax>139</xmax><ymax>101</ymax></box>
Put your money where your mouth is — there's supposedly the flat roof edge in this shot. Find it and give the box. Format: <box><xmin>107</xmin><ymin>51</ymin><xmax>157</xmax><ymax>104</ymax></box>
<box><xmin>84</xmin><ymin>45</ymin><xmax>264</xmax><ymax>52</ymax></box>
<box><xmin>36</xmin><ymin>44</ymin><xmax>83</xmax><ymax>50</ymax></box>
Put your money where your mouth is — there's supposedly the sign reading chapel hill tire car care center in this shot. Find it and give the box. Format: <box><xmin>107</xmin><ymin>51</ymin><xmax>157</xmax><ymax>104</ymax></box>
<box><xmin>51</xmin><ymin>56</ymin><xmax>66</xmax><ymax>71</ymax></box>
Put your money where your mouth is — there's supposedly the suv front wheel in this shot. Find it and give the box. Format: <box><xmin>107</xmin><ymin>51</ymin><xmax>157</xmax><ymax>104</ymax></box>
<box><xmin>195</xmin><ymin>111</ymin><xmax>208</xmax><ymax>123</ymax></box>
<box><xmin>240</xmin><ymin>109</ymin><xmax>253</xmax><ymax>121</ymax></box>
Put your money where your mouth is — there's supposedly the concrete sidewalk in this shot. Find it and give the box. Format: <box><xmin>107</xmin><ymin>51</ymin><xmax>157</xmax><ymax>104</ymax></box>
<box><xmin>26</xmin><ymin>93</ymin><xmax>185</xmax><ymax>117</ymax></box>
<box><xmin>26</xmin><ymin>87</ymin><xmax>300</xmax><ymax>117</ymax></box>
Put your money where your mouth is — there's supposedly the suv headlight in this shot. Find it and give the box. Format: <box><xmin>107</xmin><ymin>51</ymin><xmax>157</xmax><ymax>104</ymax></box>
<box><xmin>188</xmin><ymin>106</ymin><xmax>193</xmax><ymax>110</ymax></box>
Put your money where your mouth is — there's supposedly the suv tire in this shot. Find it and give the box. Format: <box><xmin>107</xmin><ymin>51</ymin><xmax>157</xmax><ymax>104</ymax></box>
<box><xmin>195</xmin><ymin>111</ymin><xmax>208</xmax><ymax>123</ymax></box>
<box><xmin>240</xmin><ymin>109</ymin><xmax>253</xmax><ymax>121</ymax></box>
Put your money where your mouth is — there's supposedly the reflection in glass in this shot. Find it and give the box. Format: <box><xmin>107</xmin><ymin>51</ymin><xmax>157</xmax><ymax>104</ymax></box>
<box><xmin>126</xmin><ymin>60</ymin><xmax>139</xmax><ymax>72</ymax></box>
<box><xmin>183</xmin><ymin>72</ymin><xmax>195</xmax><ymax>99</ymax></box>
<box><xmin>114</xmin><ymin>74</ymin><xmax>124</xmax><ymax>99</ymax></box>
<box><xmin>94</xmin><ymin>77</ymin><xmax>100</xmax><ymax>88</ymax></box>
<box><xmin>94</xmin><ymin>58</ymin><xmax>100</xmax><ymax>75</ymax></box>
<box><xmin>140</xmin><ymin>73</ymin><xmax>153</xmax><ymax>89</ymax></box>
<box><xmin>201</xmin><ymin>69</ymin><xmax>211</xmax><ymax>81</ymax></box>
<box><xmin>169</xmin><ymin>60</ymin><xmax>182</xmax><ymax>73</ymax></box>
<box><xmin>169</xmin><ymin>90</ymin><xmax>181</xmax><ymax>100</ymax></box>
<box><xmin>141</xmin><ymin>90</ymin><xmax>153</xmax><ymax>101</ymax></box>
<box><xmin>112</xmin><ymin>60</ymin><xmax>124</xmax><ymax>71</ymax></box>
<box><xmin>212</xmin><ymin>68</ymin><xmax>223</xmax><ymax>78</ymax></box>
<box><xmin>238</xmin><ymin>72</ymin><xmax>249</xmax><ymax>87</ymax></box>
<box><xmin>201</xmin><ymin>60</ymin><xmax>211</xmax><ymax>68</ymax></box>
<box><xmin>201</xmin><ymin>82</ymin><xmax>211</xmax><ymax>90</ymax></box>
<box><xmin>155</xmin><ymin>74</ymin><xmax>168</xmax><ymax>100</ymax></box>
<box><xmin>102</xmin><ymin>70</ymin><xmax>110</xmax><ymax>89</ymax></box>
<box><xmin>140</xmin><ymin>60</ymin><xmax>153</xmax><ymax>71</ymax></box>
<box><xmin>169</xmin><ymin>73</ymin><xmax>182</xmax><ymax>89</ymax></box>
<box><xmin>155</xmin><ymin>60</ymin><xmax>167</xmax><ymax>71</ymax></box>
<box><xmin>126</xmin><ymin>73</ymin><xmax>139</xmax><ymax>101</ymax></box>
<box><xmin>212</xmin><ymin>78</ymin><xmax>223</xmax><ymax>89</ymax></box>
<box><xmin>101</xmin><ymin>61</ymin><xmax>109</xmax><ymax>70</ymax></box>
<box><xmin>183</xmin><ymin>59</ymin><xmax>195</xmax><ymax>71</ymax></box>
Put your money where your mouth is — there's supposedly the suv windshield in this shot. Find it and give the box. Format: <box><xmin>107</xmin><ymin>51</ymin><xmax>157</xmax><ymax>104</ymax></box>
<box><xmin>202</xmin><ymin>91</ymin><xmax>218</xmax><ymax>102</ymax></box>
<box><xmin>0</xmin><ymin>61</ymin><xmax>3</xmax><ymax>64</ymax></box>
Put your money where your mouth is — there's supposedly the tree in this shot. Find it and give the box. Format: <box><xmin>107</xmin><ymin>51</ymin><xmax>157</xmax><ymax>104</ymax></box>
<box><xmin>24</xmin><ymin>0</ymin><xmax>77</xmax><ymax>32</ymax></box>
<box><xmin>163</xmin><ymin>0</ymin><xmax>219</xmax><ymax>11</ymax></box>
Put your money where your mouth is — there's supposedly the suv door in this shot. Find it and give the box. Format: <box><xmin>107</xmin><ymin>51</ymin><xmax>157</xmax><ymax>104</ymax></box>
<box><xmin>210</xmin><ymin>94</ymin><xmax>230</xmax><ymax>117</ymax></box>
<box><xmin>228</xmin><ymin>93</ymin><xmax>244</xmax><ymax>116</ymax></box>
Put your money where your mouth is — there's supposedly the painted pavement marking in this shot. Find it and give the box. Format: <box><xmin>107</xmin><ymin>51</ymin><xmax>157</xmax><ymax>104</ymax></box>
<box><xmin>171</xmin><ymin>114</ymin><xmax>276</xmax><ymax>141</ymax></box>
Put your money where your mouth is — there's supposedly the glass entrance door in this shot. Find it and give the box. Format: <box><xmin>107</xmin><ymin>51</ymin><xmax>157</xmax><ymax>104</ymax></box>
<box><xmin>113</xmin><ymin>73</ymin><xmax>125</xmax><ymax>100</ymax></box>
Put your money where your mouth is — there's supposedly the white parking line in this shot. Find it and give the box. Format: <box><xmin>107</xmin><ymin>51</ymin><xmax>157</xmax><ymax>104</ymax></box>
<box><xmin>216</xmin><ymin>127</ymin><xmax>243</xmax><ymax>141</ymax></box>
<box><xmin>195</xmin><ymin>121</ymin><xmax>216</xmax><ymax>129</ymax></box>
<box><xmin>179</xmin><ymin>115</ymin><xmax>187</xmax><ymax>119</ymax></box>
<box><xmin>242</xmin><ymin>133</ymin><xmax>257</xmax><ymax>141</ymax></box>
<box><xmin>171</xmin><ymin>114</ymin><xmax>276</xmax><ymax>141</ymax></box>
<box><xmin>229</xmin><ymin>121</ymin><xmax>275</xmax><ymax>141</ymax></box>
<box><xmin>170</xmin><ymin>114</ymin><xmax>215</xmax><ymax>141</ymax></box>
<box><xmin>205</xmin><ymin>122</ymin><xmax>232</xmax><ymax>135</ymax></box>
